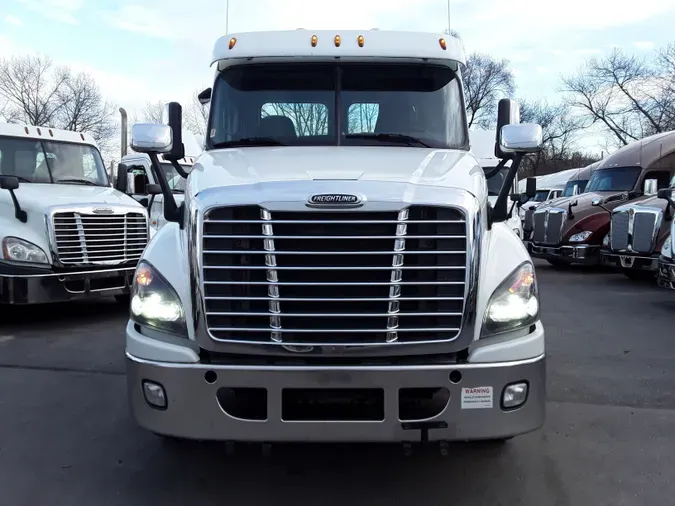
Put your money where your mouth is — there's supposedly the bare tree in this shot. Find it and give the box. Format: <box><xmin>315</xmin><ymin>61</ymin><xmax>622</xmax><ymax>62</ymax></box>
<box><xmin>141</xmin><ymin>100</ymin><xmax>165</xmax><ymax>124</ymax></box>
<box><xmin>560</xmin><ymin>46</ymin><xmax>675</xmax><ymax>148</ymax></box>
<box><xmin>183</xmin><ymin>89</ymin><xmax>210</xmax><ymax>137</ymax></box>
<box><xmin>462</xmin><ymin>53</ymin><xmax>516</xmax><ymax>129</ymax></box>
<box><xmin>0</xmin><ymin>53</ymin><xmax>118</xmax><ymax>153</ymax></box>
<box><xmin>0</xmin><ymin>54</ymin><xmax>69</xmax><ymax>126</ymax></box>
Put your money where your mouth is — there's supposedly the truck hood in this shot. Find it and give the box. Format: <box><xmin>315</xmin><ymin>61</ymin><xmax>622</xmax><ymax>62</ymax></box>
<box><xmin>189</xmin><ymin>146</ymin><xmax>485</xmax><ymax>197</ymax></box>
<box><xmin>12</xmin><ymin>184</ymin><xmax>141</xmax><ymax>213</ymax></box>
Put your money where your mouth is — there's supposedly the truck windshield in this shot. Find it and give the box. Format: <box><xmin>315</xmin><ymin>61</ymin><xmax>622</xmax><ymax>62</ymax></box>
<box><xmin>562</xmin><ymin>179</ymin><xmax>588</xmax><ymax>197</ymax></box>
<box><xmin>585</xmin><ymin>167</ymin><xmax>641</xmax><ymax>192</ymax></box>
<box><xmin>532</xmin><ymin>190</ymin><xmax>551</xmax><ymax>202</ymax></box>
<box><xmin>0</xmin><ymin>136</ymin><xmax>108</xmax><ymax>186</ymax></box>
<box><xmin>160</xmin><ymin>162</ymin><xmax>189</xmax><ymax>192</ymax></box>
<box><xmin>207</xmin><ymin>62</ymin><xmax>468</xmax><ymax>150</ymax></box>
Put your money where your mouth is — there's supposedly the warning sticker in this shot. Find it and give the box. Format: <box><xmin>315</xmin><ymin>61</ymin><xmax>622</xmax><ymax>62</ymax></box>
<box><xmin>461</xmin><ymin>386</ymin><xmax>494</xmax><ymax>409</ymax></box>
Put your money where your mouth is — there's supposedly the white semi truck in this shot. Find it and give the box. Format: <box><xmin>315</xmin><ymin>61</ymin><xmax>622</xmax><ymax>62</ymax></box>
<box><xmin>124</xmin><ymin>30</ymin><xmax>545</xmax><ymax>447</ymax></box>
<box><xmin>0</xmin><ymin>123</ymin><xmax>149</xmax><ymax>305</ymax></box>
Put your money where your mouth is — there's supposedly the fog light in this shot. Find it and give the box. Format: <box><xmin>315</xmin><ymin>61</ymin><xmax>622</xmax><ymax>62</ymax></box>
<box><xmin>502</xmin><ymin>382</ymin><xmax>528</xmax><ymax>409</ymax></box>
<box><xmin>143</xmin><ymin>381</ymin><xmax>167</xmax><ymax>409</ymax></box>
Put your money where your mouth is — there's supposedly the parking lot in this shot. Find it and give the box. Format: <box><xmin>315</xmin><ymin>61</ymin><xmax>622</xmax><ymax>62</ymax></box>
<box><xmin>1</xmin><ymin>258</ymin><xmax>673</xmax><ymax>506</ymax></box>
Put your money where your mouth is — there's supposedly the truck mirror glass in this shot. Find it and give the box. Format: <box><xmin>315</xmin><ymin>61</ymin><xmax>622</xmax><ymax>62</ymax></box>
<box><xmin>115</xmin><ymin>163</ymin><xmax>128</xmax><ymax>192</ymax></box>
<box><xmin>643</xmin><ymin>178</ymin><xmax>658</xmax><ymax>195</ymax></box>
<box><xmin>162</xmin><ymin>102</ymin><xmax>185</xmax><ymax>161</ymax></box>
<box><xmin>198</xmin><ymin>87</ymin><xmax>212</xmax><ymax>105</ymax></box>
<box><xmin>495</xmin><ymin>99</ymin><xmax>521</xmax><ymax>158</ymax></box>
<box><xmin>0</xmin><ymin>176</ymin><xmax>20</xmax><ymax>191</ymax></box>
<box><xmin>147</xmin><ymin>183</ymin><xmax>161</xmax><ymax>195</ymax></box>
<box><xmin>525</xmin><ymin>177</ymin><xmax>537</xmax><ymax>198</ymax></box>
<box><xmin>500</xmin><ymin>124</ymin><xmax>543</xmax><ymax>154</ymax></box>
<box><xmin>131</xmin><ymin>124</ymin><xmax>173</xmax><ymax>154</ymax></box>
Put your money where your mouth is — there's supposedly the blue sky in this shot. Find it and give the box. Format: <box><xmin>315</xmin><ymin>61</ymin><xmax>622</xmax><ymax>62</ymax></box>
<box><xmin>2</xmin><ymin>0</ymin><xmax>675</xmax><ymax>154</ymax></box>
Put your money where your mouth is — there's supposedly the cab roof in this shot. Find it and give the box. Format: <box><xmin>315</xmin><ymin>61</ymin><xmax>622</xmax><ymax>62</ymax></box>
<box><xmin>212</xmin><ymin>29</ymin><xmax>465</xmax><ymax>70</ymax></box>
<box><xmin>597</xmin><ymin>130</ymin><xmax>675</xmax><ymax>170</ymax></box>
<box><xmin>0</xmin><ymin>122</ymin><xmax>98</xmax><ymax>147</ymax></box>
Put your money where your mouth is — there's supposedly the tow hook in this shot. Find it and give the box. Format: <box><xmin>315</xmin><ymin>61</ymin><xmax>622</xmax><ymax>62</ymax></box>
<box><xmin>439</xmin><ymin>441</ymin><xmax>450</xmax><ymax>457</ymax></box>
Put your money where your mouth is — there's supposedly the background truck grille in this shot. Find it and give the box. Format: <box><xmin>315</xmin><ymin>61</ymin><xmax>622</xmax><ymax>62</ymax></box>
<box><xmin>533</xmin><ymin>209</ymin><xmax>566</xmax><ymax>245</ymax></box>
<box><xmin>524</xmin><ymin>209</ymin><xmax>535</xmax><ymax>233</ymax></box>
<box><xmin>201</xmin><ymin>205</ymin><xmax>468</xmax><ymax>345</ymax></box>
<box><xmin>52</xmin><ymin>212</ymin><xmax>148</xmax><ymax>265</ymax></box>
<box><xmin>611</xmin><ymin>209</ymin><xmax>658</xmax><ymax>254</ymax></box>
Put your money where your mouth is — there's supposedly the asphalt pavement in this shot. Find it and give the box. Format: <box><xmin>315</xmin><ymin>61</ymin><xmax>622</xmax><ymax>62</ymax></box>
<box><xmin>1</xmin><ymin>258</ymin><xmax>674</xmax><ymax>506</ymax></box>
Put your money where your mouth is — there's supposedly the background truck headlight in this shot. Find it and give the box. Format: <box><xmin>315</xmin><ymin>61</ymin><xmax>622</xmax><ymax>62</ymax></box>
<box><xmin>602</xmin><ymin>233</ymin><xmax>610</xmax><ymax>247</ymax></box>
<box><xmin>482</xmin><ymin>262</ymin><xmax>539</xmax><ymax>337</ymax></box>
<box><xmin>663</xmin><ymin>236</ymin><xmax>672</xmax><ymax>258</ymax></box>
<box><xmin>569</xmin><ymin>231</ymin><xmax>592</xmax><ymax>243</ymax></box>
<box><xmin>2</xmin><ymin>237</ymin><xmax>49</xmax><ymax>264</ymax></box>
<box><xmin>130</xmin><ymin>261</ymin><xmax>187</xmax><ymax>336</ymax></box>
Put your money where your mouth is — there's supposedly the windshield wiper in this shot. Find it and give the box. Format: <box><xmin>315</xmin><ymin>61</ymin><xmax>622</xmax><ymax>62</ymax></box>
<box><xmin>211</xmin><ymin>137</ymin><xmax>287</xmax><ymax>148</ymax></box>
<box><xmin>345</xmin><ymin>133</ymin><xmax>432</xmax><ymax>148</ymax></box>
<box><xmin>55</xmin><ymin>178</ymin><xmax>100</xmax><ymax>186</ymax></box>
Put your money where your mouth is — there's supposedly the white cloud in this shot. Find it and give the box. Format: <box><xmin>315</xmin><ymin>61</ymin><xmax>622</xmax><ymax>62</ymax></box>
<box><xmin>5</xmin><ymin>14</ymin><xmax>23</xmax><ymax>26</ymax></box>
<box><xmin>16</xmin><ymin>0</ymin><xmax>83</xmax><ymax>24</ymax></box>
<box><xmin>634</xmin><ymin>41</ymin><xmax>656</xmax><ymax>50</ymax></box>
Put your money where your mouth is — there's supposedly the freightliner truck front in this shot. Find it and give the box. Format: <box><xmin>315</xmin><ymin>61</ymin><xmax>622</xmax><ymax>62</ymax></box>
<box><xmin>124</xmin><ymin>30</ymin><xmax>546</xmax><ymax>449</ymax></box>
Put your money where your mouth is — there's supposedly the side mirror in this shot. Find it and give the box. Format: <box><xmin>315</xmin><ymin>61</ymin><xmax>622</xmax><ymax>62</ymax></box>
<box><xmin>162</xmin><ymin>102</ymin><xmax>185</xmax><ymax>161</ymax></box>
<box><xmin>147</xmin><ymin>183</ymin><xmax>161</xmax><ymax>195</ymax></box>
<box><xmin>495</xmin><ymin>99</ymin><xmax>521</xmax><ymax>159</ymax></box>
<box><xmin>131</xmin><ymin>124</ymin><xmax>173</xmax><ymax>153</ymax></box>
<box><xmin>198</xmin><ymin>87</ymin><xmax>212</xmax><ymax>105</ymax></box>
<box><xmin>509</xmin><ymin>193</ymin><xmax>520</xmax><ymax>202</ymax></box>
<box><xmin>643</xmin><ymin>178</ymin><xmax>658</xmax><ymax>195</ymax></box>
<box><xmin>591</xmin><ymin>197</ymin><xmax>602</xmax><ymax>207</ymax></box>
<box><xmin>500</xmin><ymin>124</ymin><xmax>544</xmax><ymax>154</ymax></box>
<box><xmin>526</xmin><ymin>177</ymin><xmax>537</xmax><ymax>198</ymax></box>
<box><xmin>115</xmin><ymin>163</ymin><xmax>128</xmax><ymax>192</ymax></box>
<box><xmin>0</xmin><ymin>176</ymin><xmax>20</xmax><ymax>191</ymax></box>
<box><xmin>658</xmin><ymin>188</ymin><xmax>673</xmax><ymax>200</ymax></box>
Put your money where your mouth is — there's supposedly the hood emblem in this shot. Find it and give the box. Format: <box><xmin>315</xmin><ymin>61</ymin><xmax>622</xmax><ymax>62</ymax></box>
<box><xmin>92</xmin><ymin>207</ymin><xmax>114</xmax><ymax>214</ymax></box>
<box><xmin>307</xmin><ymin>193</ymin><xmax>363</xmax><ymax>208</ymax></box>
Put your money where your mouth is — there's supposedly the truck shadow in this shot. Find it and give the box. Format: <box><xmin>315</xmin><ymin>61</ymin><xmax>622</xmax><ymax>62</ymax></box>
<box><xmin>0</xmin><ymin>297</ymin><xmax>128</xmax><ymax>327</ymax></box>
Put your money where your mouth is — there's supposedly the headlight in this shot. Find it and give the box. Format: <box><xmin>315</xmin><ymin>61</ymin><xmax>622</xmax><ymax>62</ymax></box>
<box><xmin>569</xmin><ymin>231</ymin><xmax>592</xmax><ymax>242</ymax></box>
<box><xmin>602</xmin><ymin>233</ymin><xmax>610</xmax><ymax>247</ymax></box>
<box><xmin>130</xmin><ymin>261</ymin><xmax>187</xmax><ymax>336</ymax></box>
<box><xmin>2</xmin><ymin>236</ymin><xmax>49</xmax><ymax>264</ymax></box>
<box><xmin>663</xmin><ymin>236</ymin><xmax>672</xmax><ymax>258</ymax></box>
<box><xmin>482</xmin><ymin>262</ymin><xmax>539</xmax><ymax>337</ymax></box>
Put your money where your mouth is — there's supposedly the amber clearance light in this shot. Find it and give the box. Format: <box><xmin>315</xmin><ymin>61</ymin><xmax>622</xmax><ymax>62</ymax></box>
<box><xmin>229</xmin><ymin>37</ymin><xmax>237</xmax><ymax>50</ymax></box>
<box><xmin>311</xmin><ymin>34</ymin><xmax>318</xmax><ymax>47</ymax></box>
<box><xmin>439</xmin><ymin>38</ymin><xmax>447</xmax><ymax>50</ymax></box>
<box><xmin>334</xmin><ymin>35</ymin><xmax>341</xmax><ymax>47</ymax></box>
<box><xmin>357</xmin><ymin>35</ymin><xmax>364</xmax><ymax>47</ymax></box>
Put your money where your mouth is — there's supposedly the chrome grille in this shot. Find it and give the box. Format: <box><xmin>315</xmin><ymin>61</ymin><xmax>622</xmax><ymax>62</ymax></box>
<box><xmin>201</xmin><ymin>205</ymin><xmax>468</xmax><ymax>345</ymax></box>
<box><xmin>633</xmin><ymin>212</ymin><xmax>657</xmax><ymax>253</ymax></box>
<box><xmin>533</xmin><ymin>209</ymin><xmax>566</xmax><ymax>245</ymax></box>
<box><xmin>610</xmin><ymin>211</ymin><xmax>630</xmax><ymax>251</ymax></box>
<box><xmin>610</xmin><ymin>208</ymin><xmax>659</xmax><ymax>254</ymax></box>
<box><xmin>52</xmin><ymin>212</ymin><xmax>148</xmax><ymax>265</ymax></box>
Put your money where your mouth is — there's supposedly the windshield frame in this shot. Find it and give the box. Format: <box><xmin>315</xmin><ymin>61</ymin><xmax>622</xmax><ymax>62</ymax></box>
<box><xmin>585</xmin><ymin>166</ymin><xmax>642</xmax><ymax>193</ymax></box>
<box><xmin>0</xmin><ymin>136</ymin><xmax>109</xmax><ymax>187</ymax></box>
<box><xmin>205</xmin><ymin>62</ymin><xmax>470</xmax><ymax>151</ymax></box>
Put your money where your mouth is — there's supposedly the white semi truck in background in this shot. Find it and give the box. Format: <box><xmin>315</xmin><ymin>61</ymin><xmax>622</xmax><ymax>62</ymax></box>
<box><xmin>0</xmin><ymin>124</ymin><xmax>149</xmax><ymax>305</ymax></box>
<box><xmin>124</xmin><ymin>29</ymin><xmax>545</xmax><ymax>448</ymax></box>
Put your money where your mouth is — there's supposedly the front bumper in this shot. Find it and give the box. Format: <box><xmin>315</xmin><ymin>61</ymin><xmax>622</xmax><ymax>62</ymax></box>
<box><xmin>0</xmin><ymin>263</ymin><xmax>135</xmax><ymax>304</ymax></box>
<box><xmin>657</xmin><ymin>256</ymin><xmax>675</xmax><ymax>290</ymax></box>
<box><xmin>529</xmin><ymin>243</ymin><xmax>600</xmax><ymax>265</ymax></box>
<box><xmin>601</xmin><ymin>251</ymin><xmax>659</xmax><ymax>272</ymax></box>
<box><xmin>126</xmin><ymin>351</ymin><xmax>546</xmax><ymax>443</ymax></box>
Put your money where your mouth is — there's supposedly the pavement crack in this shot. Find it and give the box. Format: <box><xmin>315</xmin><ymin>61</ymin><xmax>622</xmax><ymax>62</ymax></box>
<box><xmin>0</xmin><ymin>363</ymin><xmax>125</xmax><ymax>376</ymax></box>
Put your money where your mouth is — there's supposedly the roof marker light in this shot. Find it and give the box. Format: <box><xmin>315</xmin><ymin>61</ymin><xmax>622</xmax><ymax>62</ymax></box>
<box><xmin>357</xmin><ymin>35</ymin><xmax>364</xmax><ymax>47</ymax></box>
<box><xmin>439</xmin><ymin>38</ymin><xmax>447</xmax><ymax>50</ymax></box>
<box><xmin>49</xmin><ymin>129</ymin><xmax>53</xmax><ymax>137</ymax></box>
<box><xmin>24</xmin><ymin>126</ymin><xmax>29</xmax><ymax>134</ymax></box>
<box><xmin>334</xmin><ymin>35</ymin><xmax>341</xmax><ymax>47</ymax></box>
<box><xmin>37</xmin><ymin>127</ymin><xmax>42</xmax><ymax>135</ymax></box>
<box><xmin>80</xmin><ymin>133</ymin><xmax>85</xmax><ymax>140</ymax></box>
<box><xmin>229</xmin><ymin>37</ymin><xmax>237</xmax><ymax>50</ymax></box>
<box><xmin>311</xmin><ymin>35</ymin><xmax>318</xmax><ymax>47</ymax></box>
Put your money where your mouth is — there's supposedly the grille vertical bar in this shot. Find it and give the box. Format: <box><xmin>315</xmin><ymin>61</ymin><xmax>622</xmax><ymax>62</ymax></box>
<box><xmin>386</xmin><ymin>208</ymin><xmax>408</xmax><ymax>343</ymax></box>
<box><xmin>262</xmin><ymin>209</ymin><xmax>282</xmax><ymax>343</ymax></box>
